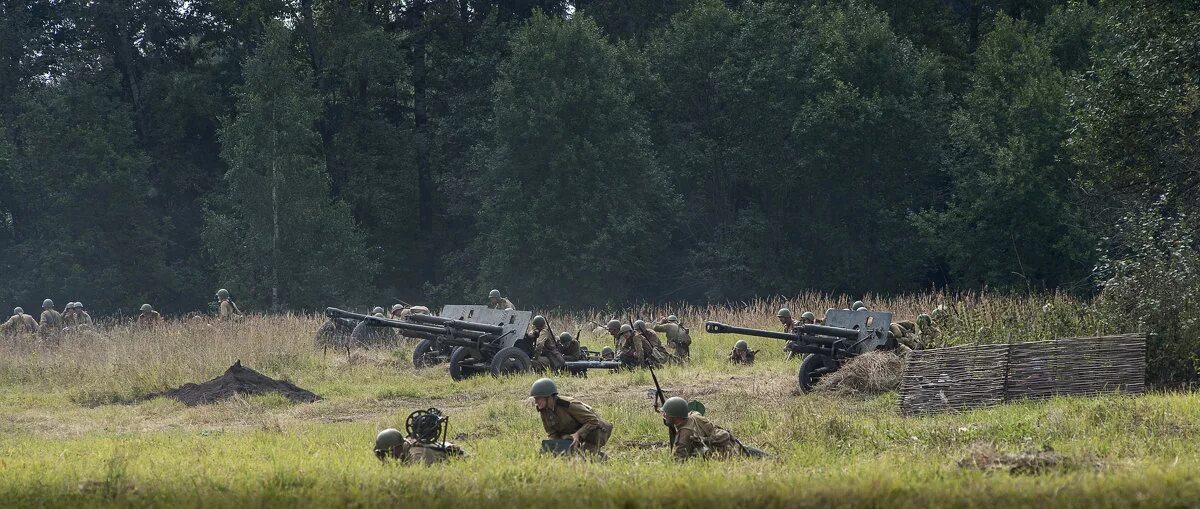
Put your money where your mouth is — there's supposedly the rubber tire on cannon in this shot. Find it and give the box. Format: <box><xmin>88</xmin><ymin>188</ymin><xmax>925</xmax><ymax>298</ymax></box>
<box><xmin>798</xmin><ymin>354</ymin><xmax>839</xmax><ymax>393</ymax></box>
<box><xmin>489</xmin><ymin>347</ymin><xmax>532</xmax><ymax>376</ymax></box>
<box><xmin>412</xmin><ymin>339</ymin><xmax>446</xmax><ymax>368</ymax></box>
<box><xmin>448</xmin><ymin>347</ymin><xmax>487</xmax><ymax>381</ymax></box>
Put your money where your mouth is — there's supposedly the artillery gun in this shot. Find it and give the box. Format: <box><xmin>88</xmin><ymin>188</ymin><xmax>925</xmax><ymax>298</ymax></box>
<box><xmin>705</xmin><ymin>309</ymin><xmax>896</xmax><ymax>392</ymax></box>
<box><xmin>326</xmin><ymin>306</ymin><xmax>532</xmax><ymax>380</ymax></box>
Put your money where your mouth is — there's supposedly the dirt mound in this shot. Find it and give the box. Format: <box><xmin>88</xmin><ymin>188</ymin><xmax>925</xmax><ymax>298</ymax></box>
<box><xmin>958</xmin><ymin>443</ymin><xmax>1101</xmax><ymax>475</ymax></box>
<box><xmin>813</xmin><ymin>350</ymin><xmax>904</xmax><ymax>394</ymax></box>
<box><xmin>159</xmin><ymin>361</ymin><xmax>320</xmax><ymax>406</ymax></box>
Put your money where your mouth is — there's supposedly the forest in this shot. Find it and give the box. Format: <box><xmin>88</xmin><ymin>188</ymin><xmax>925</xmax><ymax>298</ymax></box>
<box><xmin>0</xmin><ymin>0</ymin><xmax>1197</xmax><ymax>315</ymax></box>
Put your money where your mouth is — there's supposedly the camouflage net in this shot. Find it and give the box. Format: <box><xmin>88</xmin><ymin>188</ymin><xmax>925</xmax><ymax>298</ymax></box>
<box><xmin>812</xmin><ymin>350</ymin><xmax>905</xmax><ymax>394</ymax></box>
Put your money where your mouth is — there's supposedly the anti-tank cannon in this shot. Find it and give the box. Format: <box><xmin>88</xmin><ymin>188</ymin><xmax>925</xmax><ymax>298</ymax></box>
<box><xmin>327</xmin><ymin>305</ymin><xmax>533</xmax><ymax>380</ymax></box>
<box><xmin>705</xmin><ymin>309</ymin><xmax>896</xmax><ymax>392</ymax></box>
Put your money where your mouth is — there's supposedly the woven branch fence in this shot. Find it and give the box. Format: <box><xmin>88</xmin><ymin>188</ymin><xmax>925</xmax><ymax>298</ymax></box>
<box><xmin>898</xmin><ymin>334</ymin><xmax>1146</xmax><ymax>415</ymax></box>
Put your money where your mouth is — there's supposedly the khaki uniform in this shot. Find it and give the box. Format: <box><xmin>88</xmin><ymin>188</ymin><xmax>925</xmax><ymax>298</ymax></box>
<box><xmin>39</xmin><ymin>309</ymin><xmax>63</xmax><ymax>332</ymax></box>
<box><xmin>136</xmin><ymin>311</ymin><xmax>163</xmax><ymax>326</ymax></box>
<box><xmin>917</xmin><ymin>323</ymin><xmax>940</xmax><ymax>347</ymax></box>
<box><xmin>77</xmin><ymin>311</ymin><xmax>93</xmax><ymax>326</ymax></box>
<box><xmin>672</xmin><ymin>412</ymin><xmax>746</xmax><ymax>461</ymax></box>
<box><xmin>487</xmin><ymin>297</ymin><xmax>515</xmax><ymax>310</ymax></box>
<box><xmin>638</xmin><ymin>329</ymin><xmax>670</xmax><ymax>364</ymax></box>
<box><xmin>653</xmin><ymin>322</ymin><xmax>691</xmax><ymax>360</ymax></box>
<box><xmin>218</xmin><ymin>299</ymin><xmax>241</xmax><ymax>320</ymax></box>
<box><xmin>616</xmin><ymin>331</ymin><xmax>645</xmax><ymax>367</ymax></box>
<box><xmin>560</xmin><ymin>338</ymin><xmax>583</xmax><ymax>362</ymax></box>
<box><xmin>2</xmin><ymin>313</ymin><xmax>38</xmax><ymax>334</ymax></box>
<box><xmin>538</xmin><ymin>395</ymin><xmax>613</xmax><ymax>453</ymax></box>
<box><xmin>728</xmin><ymin>348</ymin><xmax>757</xmax><ymax>365</ymax></box>
<box><xmin>391</xmin><ymin>438</ymin><xmax>465</xmax><ymax>465</ymax></box>
<box><xmin>529</xmin><ymin>327</ymin><xmax>566</xmax><ymax>371</ymax></box>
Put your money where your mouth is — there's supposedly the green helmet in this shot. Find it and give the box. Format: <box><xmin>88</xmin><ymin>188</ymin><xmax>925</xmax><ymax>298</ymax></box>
<box><xmin>13</xmin><ymin>307</ymin><xmax>23</xmax><ymax>315</ymax></box>
<box><xmin>391</xmin><ymin>304</ymin><xmax>404</xmax><ymax>313</ymax></box>
<box><xmin>801</xmin><ymin>311</ymin><xmax>815</xmax><ymax>321</ymax></box>
<box><xmin>734</xmin><ymin>340</ymin><xmax>748</xmax><ymax>350</ymax></box>
<box><xmin>216</xmin><ymin>289</ymin><xmax>230</xmax><ymax>299</ymax></box>
<box><xmin>619</xmin><ymin>324</ymin><xmax>632</xmax><ymax>334</ymax></box>
<box><xmin>75</xmin><ymin>302</ymin><xmax>84</xmax><ymax>309</ymax></box>
<box><xmin>776</xmin><ymin>308</ymin><xmax>791</xmax><ymax>319</ymax></box>
<box><xmin>43</xmin><ymin>299</ymin><xmax>54</xmax><ymax>309</ymax></box>
<box><xmin>532</xmin><ymin>315</ymin><xmax>546</xmax><ymax>328</ymax></box>
<box><xmin>917</xmin><ymin>314</ymin><xmax>932</xmax><ymax>326</ymax></box>
<box><xmin>851</xmin><ymin>300</ymin><xmax>865</xmax><ymax>310</ymax></box>
<box><xmin>530</xmin><ymin>377</ymin><xmax>558</xmax><ymax>397</ymax></box>
<box><xmin>665</xmin><ymin>315</ymin><xmax>678</xmax><ymax>323</ymax></box>
<box><xmin>633</xmin><ymin>319</ymin><xmax>646</xmax><ymax>331</ymax></box>
<box><xmin>141</xmin><ymin>304</ymin><xmax>152</xmax><ymax>312</ymax></box>
<box><xmin>489</xmin><ymin>289</ymin><xmax>501</xmax><ymax>299</ymax></box>
<box><xmin>374</xmin><ymin>428</ymin><xmax>404</xmax><ymax>454</ymax></box>
<box><xmin>372</xmin><ymin>307</ymin><xmax>385</xmax><ymax>315</ymax></box>
<box><xmin>601</xmin><ymin>346</ymin><xmax>614</xmax><ymax>356</ymax></box>
<box><xmin>558</xmin><ymin>332</ymin><xmax>573</xmax><ymax>343</ymax></box>
<box><xmin>931</xmin><ymin>306</ymin><xmax>946</xmax><ymax>320</ymax></box>
<box><xmin>662</xmin><ymin>397</ymin><xmax>690</xmax><ymax>419</ymax></box>
<box><xmin>606</xmin><ymin>319</ymin><xmax>621</xmax><ymax>332</ymax></box>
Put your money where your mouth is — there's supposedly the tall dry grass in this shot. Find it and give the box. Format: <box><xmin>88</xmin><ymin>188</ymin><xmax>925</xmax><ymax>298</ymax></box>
<box><xmin>0</xmin><ymin>292</ymin><xmax>1124</xmax><ymax>405</ymax></box>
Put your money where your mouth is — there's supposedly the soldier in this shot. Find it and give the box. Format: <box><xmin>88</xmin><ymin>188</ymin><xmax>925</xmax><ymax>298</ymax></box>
<box><xmin>660</xmin><ymin>397</ymin><xmax>765</xmax><ymax>461</ymax></box>
<box><xmin>851</xmin><ymin>300</ymin><xmax>865</xmax><ymax>311</ymax></box>
<box><xmin>529</xmin><ymin>378</ymin><xmax>613</xmax><ymax>456</ymax></box>
<box><xmin>615</xmin><ymin>324</ymin><xmax>647</xmax><ymax>368</ymax></box>
<box><xmin>371</xmin><ymin>307</ymin><xmax>386</xmax><ymax>318</ymax></box>
<box><xmin>216</xmin><ymin>289</ymin><xmax>242</xmax><ymax>320</ymax></box>
<box><xmin>800</xmin><ymin>311</ymin><xmax>816</xmax><ymax>325</ymax></box>
<box><xmin>372</xmin><ymin>410</ymin><xmax>465</xmax><ymax>465</ymax></box>
<box><xmin>487</xmin><ymin>289</ymin><xmax>515</xmax><ymax>310</ymax></box>
<box><xmin>653</xmin><ymin>315</ymin><xmax>692</xmax><ymax>361</ymax></box>
<box><xmin>136</xmin><ymin>304</ymin><xmax>162</xmax><ymax>326</ymax></box>
<box><xmin>1</xmin><ymin>307</ymin><xmax>38</xmax><ymax>335</ymax></box>
<box><xmin>728</xmin><ymin>340</ymin><xmax>757</xmax><ymax>365</ymax></box>
<box><xmin>605</xmin><ymin>319</ymin><xmax>622</xmax><ymax>339</ymax></box>
<box><xmin>634</xmin><ymin>319</ymin><xmax>669</xmax><ymax>365</ymax></box>
<box><xmin>528</xmin><ymin>315</ymin><xmax>565</xmax><ymax>372</ymax></box>
<box><xmin>558</xmin><ymin>332</ymin><xmax>584</xmax><ymax>362</ymax></box>
<box><xmin>38</xmin><ymin>299</ymin><xmax>63</xmax><ymax>334</ymax></box>
<box><xmin>61</xmin><ymin>302</ymin><xmax>78</xmax><ymax>327</ymax></box>
<box><xmin>916</xmin><ymin>313</ymin><xmax>940</xmax><ymax>346</ymax></box>
<box><xmin>74</xmin><ymin>302</ymin><xmax>94</xmax><ymax>327</ymax></box>
<box><xmin>890</xmin><ymin>319</ymin><xmax>920</xmax><ymax>349</ymax></box>
<box><xmin>777</xmin><ymin>308</ymin><xmax>796</xmax><ymax>333</ymax></box>
<box><xmin>389</xmin><ymin>304</ymin><xmax>406</xmax><ymax>319</ymax></box>
<box><xmin>599</xmin><ymin>346</ymin><xmax>616</xmax><ymax>361</ymax></box>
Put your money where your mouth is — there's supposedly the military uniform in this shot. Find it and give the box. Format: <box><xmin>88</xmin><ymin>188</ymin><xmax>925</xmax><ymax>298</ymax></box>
<box><xmin>2</xmin><ymin>313</ymin><xmax>38</xmax><ymax>334</ymax></box>
<box><xmin>529</xmin><ymin>327</ymin><xmax>566</xmax><ymax>372</ymax></box>
<box><xmin>560</xmin><ymin>337</ymin><xmax>584</xmax><ymax>362</ymax></box>
<box><xmin>391</xmin><ymin>438</ymin><xmax>464</xmax><ymax>465</ymax></box>
<box><xmin>39</xmin><ymin>309</ymin><xmax>63</xmax><ymax>332</ymax></box>
<box><xmin>637</xmin><ymin>328</ymin><xmax>670</xmax><ymax>364</ymax></box>
<box><xmin>136</xmin><ymin>311</ymin><xmax>163</xmax><ymax>326</ymax></box>
<box><xmin>218</xmin><ymin>299</ymin><xmax>240</xmax><ymax>320</ymax></box>
<box><xmin>653</xmin><ymin>321</ymin><xmax>691</xmax><ymax>360</ymax></box>
<box><xmin>671</xmin><ymin>411</ymin><xmax>748</xmax><ymax>461</ymax></box>
<box><xmin>487</xmin><ymin>297</ymin><xmax>515</xmax><ymax>310</ymax></box>
<box><xmin>538</xmin><ymin>395</ymin><xmax>613</xmax><ymax>453</ymax></box>
<box><xmin>616</xmin><ymin>330</ymin><xmax>645</xmax><ymax>367</ymax></box>
<box><xmin>728</xmin><ymin>348</ymin><xmax>757</xmax><ymax>365</ymax></box>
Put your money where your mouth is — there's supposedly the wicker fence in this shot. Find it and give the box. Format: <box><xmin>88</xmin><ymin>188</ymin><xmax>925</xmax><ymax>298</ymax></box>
<box><xmin>898</xmin><ymin>334</ymin><xmax>1146</xmax><ymax>416</ymax></box>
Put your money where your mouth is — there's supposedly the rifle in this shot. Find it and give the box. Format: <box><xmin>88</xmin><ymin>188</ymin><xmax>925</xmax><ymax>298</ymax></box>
<box><xmin>637</xmin><ymin>314</ymin><xmax>677</xmax><ymax>446</ymax></box>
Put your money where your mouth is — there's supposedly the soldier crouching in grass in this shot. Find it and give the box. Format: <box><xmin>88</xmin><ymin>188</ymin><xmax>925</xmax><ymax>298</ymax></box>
<box><xmin>373</xmin><ymin>409</ymin><xmax>465</xmax><ymax>465</ymax></box>
<box><xmin>530</xmin><ymin>378</ymin><xmax>613</xmax><ymax>458</ymax></box>
<box><xmin>660</xmin><ymin>397</ymin><xmax>768</xmax><ymax>461</ymax></box>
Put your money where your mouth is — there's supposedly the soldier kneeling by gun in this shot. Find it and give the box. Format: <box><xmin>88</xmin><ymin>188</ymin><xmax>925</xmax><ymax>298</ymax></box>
<box><xmin>728</xmin><ymin>340</ymin><xmax>758</xmax><ymax>365</ymax></box>
<box><xmin>660</xmin><ymin>397</ymin><xmax>767</xmax><ymax>461</ymax></box>
<box><xmin>373</xmin><ymin>408</ymin><xmax>465</xmax><ymax>465</ymax></box>
<box><xmin>530</xmin><ymin>378</ymin><xmax>613</xmax><ymax>457</ymax></box>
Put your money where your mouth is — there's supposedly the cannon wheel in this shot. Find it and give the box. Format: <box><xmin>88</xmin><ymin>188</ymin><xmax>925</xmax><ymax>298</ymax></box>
<box><xmin>412</xmin><ymin>339</ymin><xmax>445</xmax><ymax>368</ymax></box>
<box><xmin>448</xmin><ymin>347</ymin><xmax>486</xmax><ymax>381</ymax></box>
<box><xmin>489</xmin><ymin>347</ymin><xmax>532</xmax><ymax>376</ymax></box>
<box><xmin>798</xmin><ymin>354</ymin><xmax>838</xmax><ymax>393</ymax></box>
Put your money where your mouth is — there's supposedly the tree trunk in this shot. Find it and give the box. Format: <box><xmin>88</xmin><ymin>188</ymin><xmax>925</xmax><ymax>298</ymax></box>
<box><xmin>408</xmin><ymin>0</ymin><xmax>436</xmax><ymax>284</ymax></box>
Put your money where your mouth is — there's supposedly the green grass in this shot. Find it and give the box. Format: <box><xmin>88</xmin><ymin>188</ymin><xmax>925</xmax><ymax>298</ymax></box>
<box><xmin>0</xmin><ymin>305</ymin><xmax>1186</xmax><ymax>508</ymax></box>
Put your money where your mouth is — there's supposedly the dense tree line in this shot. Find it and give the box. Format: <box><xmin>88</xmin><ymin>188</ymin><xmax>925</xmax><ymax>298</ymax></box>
<box><xmin>0</xmin><ymin>0</ymin><xmax>1196</xmax><ymax>314</ymax></box>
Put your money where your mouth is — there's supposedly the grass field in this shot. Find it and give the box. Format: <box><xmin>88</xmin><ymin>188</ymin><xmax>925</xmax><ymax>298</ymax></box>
<box><xmin>3</xmin><ymin>294</ymin><xmax>1191</xmax><ymax>509</ymax></box>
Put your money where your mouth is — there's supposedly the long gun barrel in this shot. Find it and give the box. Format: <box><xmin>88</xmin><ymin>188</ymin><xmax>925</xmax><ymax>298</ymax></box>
<box><xmin>704</xmin><ymin>322</ymin><xmax>856</xmax><ymax>347</ymax></box>
<box><xmin>406</xmin><ymin>313</ymin><xmax>505</xmax><ymax>335</ymax></box>
<box><xmin>325</xmin><ymin>308</ymin><xmax>493</xmax><ymax>340</ymax></box>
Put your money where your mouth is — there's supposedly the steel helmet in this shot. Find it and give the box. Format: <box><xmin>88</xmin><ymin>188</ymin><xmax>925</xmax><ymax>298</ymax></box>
<box><xmin>374</xmin><ymin>428</ymin><xmax>404</xmax><ymax>454</ymax></box>
<box><xmin>662</xmin><ymin>397</ymin><xmax>690</xmax><ymax>419</ymax></box>
<box><xmin>776</xmin><ymin>308</ymin><xmax>791</xmax><ymax>319</ymax></box>
<box><xmin>489</xmin><ymin>289</ymin><xmax>501</xmax><ymax>299</ymax></box>
<box><xmin>532</xmin><ymin>315</ymin><xmax>546</xmax><ymax>328</ymax></box>
<box><xmin>141</xmin><ymin>304</ymin><xmax>152</xmax><ymax>312</ymax></box>
<box><xmin>216</xmin><ymin>289</ymin><xmax>230</xmax><ymax>299</ymax></box>
<box><xmin>734</xmin><ymin>340</ymin><xmax>748</xmax><ymax>350</ymax></box>
<box><xmin>43</xmin><ymin>299</ymin><xmax>54</xmax><ymax>309</ymax></box>
<box><xmin>530</xmin><ymin>378</ymin><xmax>558</xmax><ymax>397</ymax></box>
